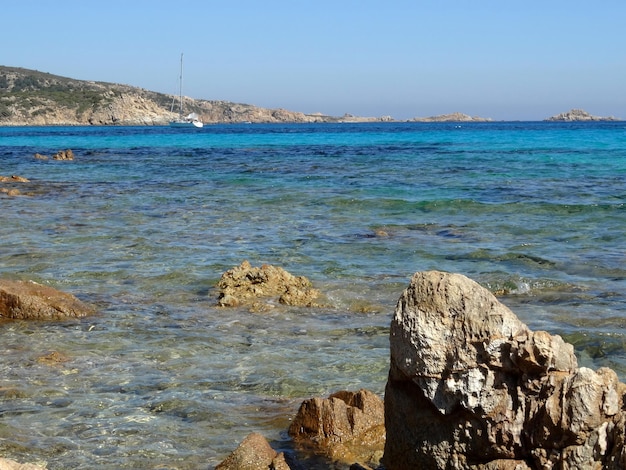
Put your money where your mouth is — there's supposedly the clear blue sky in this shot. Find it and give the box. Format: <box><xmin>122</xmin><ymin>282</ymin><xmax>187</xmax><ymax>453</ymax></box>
<box><xmin>2</xmin><ymin>1</ymin><xmax>625</xmax><ymax>120</ymax></box>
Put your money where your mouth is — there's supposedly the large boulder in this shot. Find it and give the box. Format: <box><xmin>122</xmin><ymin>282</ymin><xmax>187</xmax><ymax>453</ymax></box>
<box><xmin>0</xmin><ymin>280</ymin><xmax>94</xmax><ymax>320</ymax></box>
<box><xmin>289</xmin><ymin>389</ymin><xmax>385</xmax><ymax>469</ymax></box>
<box><xmin>217</xmin><ymin>261</ymin><xmax>321</xmax><ymax>308</ymax></box>
<box><xmin>383</xmin><ymin>270</ymin><xmax>626</xmax><ymax>469</ymax></box>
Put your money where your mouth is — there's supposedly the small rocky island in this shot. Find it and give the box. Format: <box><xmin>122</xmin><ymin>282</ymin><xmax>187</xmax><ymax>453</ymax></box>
<box><xmin>545</xmin><ymin>108</ymin><xmax>621</xmax><ymax>121</ymax></box>
<box><xmin>409</xmin><ymin>112</ymin><xmax>493</xmax><ymax>122</ymax></box>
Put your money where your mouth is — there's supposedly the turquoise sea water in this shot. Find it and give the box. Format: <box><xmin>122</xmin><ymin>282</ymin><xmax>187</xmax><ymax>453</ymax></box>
<box><xmin>1</xmin><ymin>122</ymin><xmax>625</xmax><ymax>468</ymax></box>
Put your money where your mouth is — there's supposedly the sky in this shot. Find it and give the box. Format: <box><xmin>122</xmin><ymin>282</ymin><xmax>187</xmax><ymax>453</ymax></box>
<box><xmin>2</xmin><ymin>1</ymin><xmax>625</xmax><ymax>120</ymax></box>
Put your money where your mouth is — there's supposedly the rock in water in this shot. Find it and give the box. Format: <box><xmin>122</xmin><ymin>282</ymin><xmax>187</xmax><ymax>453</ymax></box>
<box><xmin>383</xmin><ymin>270</ymin><xmax>626</xmax><ymax>469</ymax></box>
<box><xmin>288</xmin><ymin>389</ymin><xmax>385</xmax><ymax>469</ymax></box>
<box><xmin>215</xmin><ymin>432</ymin><xmax>290</xmax><ymax>470</ymax></box>
<box><xmin>217</xmin><ymin>261</ymin><xmax>321</xmax><ymax>308</ymax></box>
<box><xmin>0</xmin><ymin>279</ymin><xmax>94</xmax><ymax>320</ymax></box>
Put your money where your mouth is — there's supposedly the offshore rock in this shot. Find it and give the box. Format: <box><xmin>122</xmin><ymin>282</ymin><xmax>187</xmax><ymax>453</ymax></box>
<box><xmin>409</xmin><ymin>112</ymin><xmax>492</xmax><ymax>122</ymax></box>
<box><xmin>383</xmin><ymin>270</ymin><xmax>626</xmax><ymax>469</ymax></box>
<box><xmin>0</xmin><ymin>175</ymin><xmax>30</xmax><ymax>197</ymax></box>
<box><xmin>52</xmin><ymin>149</ymin><xmax>74</xmax><ymax>160</ymax></box>
<box><xmin>289</xmin><ymin>389</ymin><xmax>385</xmax><ymax>469</ymax></box>
<box><xmin>217</xmin><ymin>261</ymin><xmax>321</xmax><ymax>308</ymax></box>
<box><xmin>0</xmin><ymin>175</ymin><xmax>29</xmax><ymax>183</ymax></box>
<box><xmin>215</xmin><ymin>432</ymin><xmax>291</xmax><ymax>470</ymax></box>
<box><xmin>545</xmin><ymin>108</ymin><xmax>620</xmax><ymax>121</ymax></box>
<box><xmin>0</xmin><ymin>279</ymin><xmax>94</xmax><ymax>320</ymax></box>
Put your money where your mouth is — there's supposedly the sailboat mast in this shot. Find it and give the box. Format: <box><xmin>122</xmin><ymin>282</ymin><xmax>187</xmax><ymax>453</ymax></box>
<box><xmin>178</xmin><ymin>53</ymin><xmax>184</xmax><ymax>120</ymax></box>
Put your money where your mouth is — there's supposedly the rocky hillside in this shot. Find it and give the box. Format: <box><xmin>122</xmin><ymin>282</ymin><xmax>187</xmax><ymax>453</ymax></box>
<box><xmin>0</xmin><ymin>66</ymin><xmax>350</xmax><ymax>126</ymax></box>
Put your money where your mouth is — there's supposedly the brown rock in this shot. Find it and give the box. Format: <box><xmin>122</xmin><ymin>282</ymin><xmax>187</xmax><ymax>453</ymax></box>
<box><xmin>215</xmin><ymin>432</ymin><xmax>291</xmax><ymax>470</ymax></box>
<box><xmin>289</xmin><ymin>389</ymin><xmax>385</xmax><ymax>468</ymax></box>
<box><xmin>0</xmin><ymin>175</ymin><xmax>29</xmax><ymax>182</ymax></box>
<box><xmin>1</xmin><ymin>188</ymin><xmax>21</xmax><ymax>196</ymax></box>
<box><xmin>52</xmin><ymin>149</ymin><xmax>74</xmax><ymax>160</ymax></box>
<box><xmin>217</xmin><ymin>261</ymin><xmax>321</xmax><ymax>308</ymax></box>
<box><xmin>0</xmin><ymin>279</ymin><xmax>94</xmax><ymax>320</ymax></box>
<box><xmin>383</xmin><ymin>270</ymin><xmax>626</xmax><ymax>469</ymax></box>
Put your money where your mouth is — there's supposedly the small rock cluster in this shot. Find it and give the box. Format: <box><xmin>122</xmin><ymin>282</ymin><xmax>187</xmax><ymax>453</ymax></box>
<box><xmin>0</xmin><ymin>174</ymin><xmax>30</xmax><ymax>197</ymax></box>
<box><xmin>33</xmin><ymin>149</ymin><xmax>74</xmax><ymax>160</ymax></box>
<box><xmin>217</xmin><ymin>390</ymin><xmax>385</xmax><ymax>470</ymax></box>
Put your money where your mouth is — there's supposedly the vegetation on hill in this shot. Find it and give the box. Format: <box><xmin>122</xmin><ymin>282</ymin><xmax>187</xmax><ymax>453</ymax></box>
<box><xmin>0</xmin><ymin>66</ymin><xmax>345</xmax><ymax>125</ymax></box>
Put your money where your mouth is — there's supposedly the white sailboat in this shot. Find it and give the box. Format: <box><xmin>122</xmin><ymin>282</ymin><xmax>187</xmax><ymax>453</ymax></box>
<box><xmin>169</xmin><ymin>53</ymin><xmax>203</xmax><ymax>128</ymax></box>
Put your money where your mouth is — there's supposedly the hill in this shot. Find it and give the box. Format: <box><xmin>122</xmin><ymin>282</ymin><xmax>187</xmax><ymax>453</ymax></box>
<box><xmin>0</xmin><ymin>66</ymin><xmax>355</xmax><ymax>126</ymax></box>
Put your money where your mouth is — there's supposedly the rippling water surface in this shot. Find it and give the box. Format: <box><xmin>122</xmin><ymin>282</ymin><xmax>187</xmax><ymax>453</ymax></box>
<box><xmin>1</xmin><ymin>122</ymin><xmax>625</xmax><ymax>468</ymax></box>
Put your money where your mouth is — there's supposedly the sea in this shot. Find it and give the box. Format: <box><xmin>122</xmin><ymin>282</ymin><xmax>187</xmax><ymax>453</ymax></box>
<box><xmin>0</xmin><ymin>121</ymin><xmax>625</xmax><ymax>468</ymax></box>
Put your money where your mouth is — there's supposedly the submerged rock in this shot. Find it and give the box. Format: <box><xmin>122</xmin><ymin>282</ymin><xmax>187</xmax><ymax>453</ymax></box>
<box><xmin>0</xmin><ymin>175</ymin><xmax>30</xmax><ymax>197</ymax></box>
<box><xmin>217</xmin><ymin>261</ymin><xmax>321</xmax><ymax>308</ymax></box>
<box><xmin>0</xmin><ymin>175</ymin><xmax>29</xmax><ymax>183</ymax></box>
<box><xmin>0</xmin><ymin>279</ymin><xmax>94</xmax><ymax>320</ymax></box>
<box><xmin>52</xmin><ymin>149</ymin><xmax>74</xmax><ymax>160</ymax></box>
<box><xmin>289</xmin><ymin>389</ymin><xmax>385</xmax><ymax>469</ymax></box>
<box><xmin>383</xmin><ymin>270</ymin><xmax>626</xmax><ymax>469</ymax></box>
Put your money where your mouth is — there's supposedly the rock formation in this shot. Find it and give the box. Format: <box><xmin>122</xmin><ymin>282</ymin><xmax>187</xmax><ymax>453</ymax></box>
<box><xmin>409</xmin><ymin>112</ymin><xmax>492</xmax><ymax>122</ymax></box>
<box><xmin>545</xmin><ymin>108</ymin><xmax>620</xmax><ymax>121</ymax></box>
<box><xmin>214</xmin><ymin>432</ymin><xmax>291</xmax><ymax>470</ymax></box>
<box><xmin>0</xmin><ymin>279</ymin><xmax>94</xmax><ymax>320</ymax></box>
<box><xmin>216</xmin><ymin>261</ymin><xmax>321</xmax><ymax>309</ymax></box>
<box><xmin>383</xmin><ymin>270</ymin><xmax>626</xmax><ymax>469</ymax></box>
<box><xmin>288</xmin><ymin>389</ymin><xmax>385</xmax><ymax>468</ymax></box>
<box><xmin>0</xmin><ymin>175</ymin><xmax>30</xmax><ymax>197</ymax></box>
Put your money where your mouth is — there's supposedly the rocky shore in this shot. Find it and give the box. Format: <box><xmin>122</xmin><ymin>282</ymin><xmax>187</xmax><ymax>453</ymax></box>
<box><xmin>3</xmin><ymin>264</ymin><xmax>626</xmax><ymax>469</ymax></box>
<box><xmin>14</xmin><ymin>66</ymin><xmax>611</xmax><ymax>125</ymax></box>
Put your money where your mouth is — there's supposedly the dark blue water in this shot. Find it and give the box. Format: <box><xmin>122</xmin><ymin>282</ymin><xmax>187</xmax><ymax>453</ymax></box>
<box><xmin>1</xmin><ymin>122</ymin><xmax>625</xmax><ymax>468</ymax></box>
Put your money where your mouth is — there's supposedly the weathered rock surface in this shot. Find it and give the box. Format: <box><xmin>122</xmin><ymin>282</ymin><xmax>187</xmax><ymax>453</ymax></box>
<box><xmin>217</xmin><ymin>261</ymin><xmax>321</xmax><ymax>308</ymax></box>
<box><xmin>0</xmin><ymin>458</ymin><xmax>46</xmax><ymax>470</ymax></box>
<box><xmin>545</xmin><ymin>108</ymin><xmax>620</xmax><ymax>121</ymax></box>
<box><xmin>288</xmin><ymin>389</ymin><xmax>385</xmax><ymax>469</ymax></box>
<box><xmin>383</xmin><ymin>270</ymin><xmax>626</xmax><ymax>469</ymax></box>
<box><xmin>0</xmin><ymin>279</ymin><xmax>94</xmax><ymax>320</ymax></box>
<box><xmin>215</xmin><ymin>432</ymin><xmax>291</xmax><ymax>470</ymax></box>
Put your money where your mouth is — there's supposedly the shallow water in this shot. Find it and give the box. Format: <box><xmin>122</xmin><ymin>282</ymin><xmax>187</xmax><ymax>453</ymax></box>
<box><xmin>1</xmin><ymin>122</ymin><xmax>625</xmax><ymax>468</ymax></box>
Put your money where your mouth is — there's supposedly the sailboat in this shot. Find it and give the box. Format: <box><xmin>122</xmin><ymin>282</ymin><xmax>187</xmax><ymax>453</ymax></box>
<box><xmin>169</xmin><ymin>53</ymin><xmax>203</xmax><ymax>128</ymax></box>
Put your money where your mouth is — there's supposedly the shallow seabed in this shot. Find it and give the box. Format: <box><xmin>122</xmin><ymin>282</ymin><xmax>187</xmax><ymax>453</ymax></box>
<box><xmin>0</xmin><ymin>122</ymin><xmax>625</xmax><ymax>468</ymax></box>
